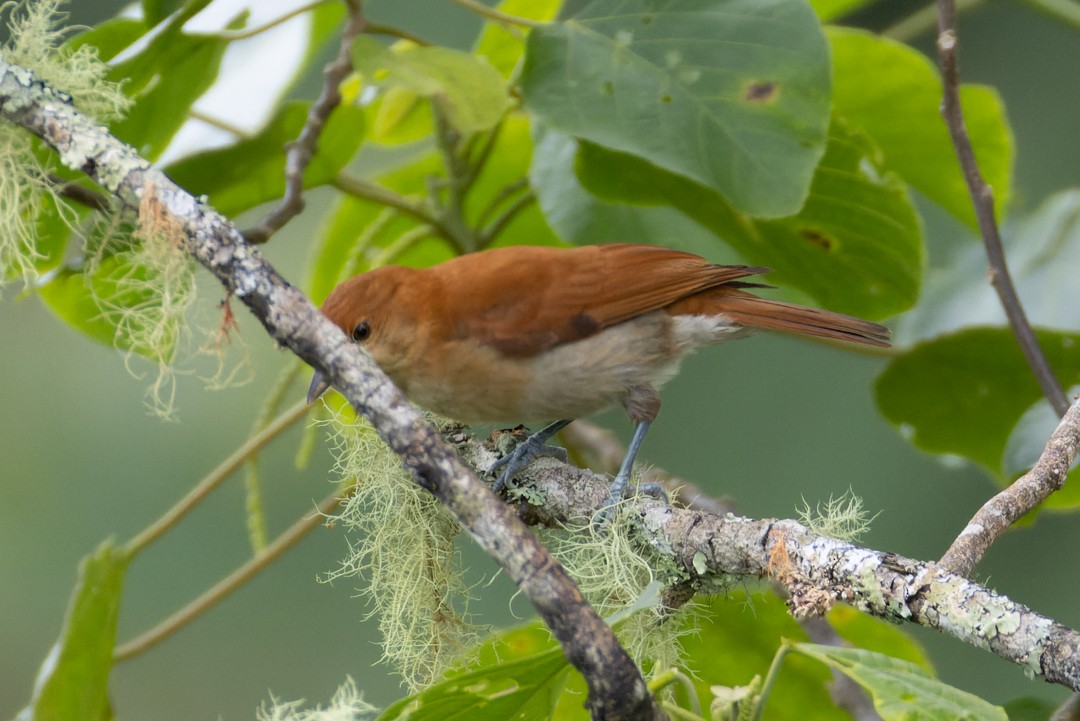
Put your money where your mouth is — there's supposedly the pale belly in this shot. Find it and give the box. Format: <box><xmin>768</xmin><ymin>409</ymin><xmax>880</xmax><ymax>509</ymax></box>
<box><xmin>397</xmin><ymin>312</ymin><xmax>750</xmax><ymax>424</ymax></box>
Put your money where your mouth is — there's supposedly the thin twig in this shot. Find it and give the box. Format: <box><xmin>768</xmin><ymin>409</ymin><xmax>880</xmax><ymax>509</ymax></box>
<box><xmin>47</xmin><ymin>173</ymin><xmax>111</xmax><ymax>213</ymax></box>
<box><xmin>447</xmin><ymin>0</ymin><xmax>540</xmax><ymax>30</ymax></box>
<box><xmin>365</xmin><ymin>21</ymin><xmax>430</xmax><ymax>46</ymax></box>
<box><xmin>939</xmin><ymin>397</ymin><xmax>1080</xmax><ymax>576</ymax></box>
<box><xmin>214</xmin><ymin>0</ymin><xmax>331</xmax><ymax>41</ymax></box>
<box><xmin>474</xmin><ymin>175</ymin><xmax>527</xmax><ymax>229</ymax></box>
<box><xmin>187</xmin><ymin>108</ymin><xmax>250</xmax><ymax>138</ymax></box>
<box><xmin>479</xmin><ymin>188</ymin><xmax>535</xmax><ymax>247</ymax></box>
<box><xmin>124</xmin><ymin>401</ymin><xmax>311</xmax><ymax>556</ymax></box>
<box><xmin>333</xmin><ymin>172</ymin><xmax>438</xmax><ymax>226</ymax></box>
<box><xmin>115</xmin><ymin>490</ymin><xmax>344</xmax><ymax>661</ymax></box>
<box><xmin>935</xmin><ymin>0</ymin><xmax>1070</xmax><ymax>418</ymax></box>
<box><xmin>243</xmin><ymin>0</ymin><xmax>366</xmax><ymax>244</ymax></box>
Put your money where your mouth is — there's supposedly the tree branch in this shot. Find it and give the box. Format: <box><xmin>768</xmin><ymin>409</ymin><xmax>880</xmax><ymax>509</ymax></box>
<box><xmin>939</xmin><ymin>396</ymin><xmax>1080</xmax><ymax>575</ymax></box>
<box><xmin>0</xmin><ymin>56</ymin><xmax>664</xmax><ymax>721</ymax></box>
<box><xmin>242</xmin><ymin>0</ymin><xmax>366</xmax><ymax>245</ymax></box>
<box><xmin>935</xmin><ymin>0</ymin><xmax>1070</xmax><ymax>418</ymax></box>
<box><xmin>449</xmin><ymin>432</ymin><xmax>1080</xmax><ymax>693</ymax></box>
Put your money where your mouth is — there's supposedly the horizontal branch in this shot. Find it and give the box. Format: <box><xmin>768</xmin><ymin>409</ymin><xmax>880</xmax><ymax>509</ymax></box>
<box><xmin>452</xmin><ymin>431</ymin><xmax>1080</xmax><ymax>693</ymax></box>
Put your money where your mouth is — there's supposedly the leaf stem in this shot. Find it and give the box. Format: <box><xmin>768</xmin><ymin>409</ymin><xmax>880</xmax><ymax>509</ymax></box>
<box><xmin>935</xmin><ymin>0</ymin><xmax>1070</xmax><ymax>417</ymax></box>
<box><xmin>213</xmin><ymin>0</ymin><xmax>332</xmax><ymax>41</ymax></box>
<box><xmin>114</xmin><ymin>489</ymin><xmax>344</xmax><ymax>661</ymax></box>
<box><xmin>446</xmin><ymin>0</ymin><xmax>542</xmax><ymax>29</ymax></box>
<box><xmin>123</xmin><ymin>400</ymin><xmax>312</xmax><ymax>557</ymax></box>
<box><xmin>751</xmin><ymin>641</ymin><xmax>793</xmax><ymax>721</ymax></box>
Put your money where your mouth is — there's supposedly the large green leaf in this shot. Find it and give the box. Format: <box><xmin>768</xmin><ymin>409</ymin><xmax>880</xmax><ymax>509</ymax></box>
<box><xmin>18</xmin><ymin>541</ymin><xmax>129</xmax><ymax>721</ymax></box>
<box><xmin>810</xmin><ymin>0</ymin><xmax>872</xmax><ymax>20</ymax></box>
<box><xmin>571</xmin><ymin>119</ymin><xmax>923</xmax><ymax>319</ymax></box>
<box><xmin>875</xmin><ymin>327</ymin><xmax>1080</xmax><ymax>476</ymax></box>
<box><xmin>351</xmin><ymin>37</ymin><xmax>508</xmax><ymax>134</ymax></box>
<box><xmin>376</xmin><ymin>643</ymin><xmax>569</xmax><ymax>721</ymax></box>
<box><xmin>830</xmin><ymin>28</ymin><xmax>1013</xmax><ymax>230</ymax></box>
<box><xmin>794</xmin><ymin>644</ymin><xmax>1007</xmax><ymax>721</ymax></box>
<box><xmin>165</xmin><ymin>101</ymin><xmax>366</xmax><ymax>218</ymax></box>
<box><xmin>681</xmin><ymin>592</ymin><xmax>844</xmax><ymax>721</ymax></box>
<box><xmin>474</xmin><ymin>0</ymin><xmax>564</xmax><ymax>77</ymax></box>
<box><xmin>828</xmin><ymin>604</ymin><xmax>933</xmax><ymax>671</ymax></box>
<box><xmin>38</xmin><ymin>256</ymin><xmax>152</xmax><ymax>352</ymax></box>
<box><xmin>895</xmin><ymin>190</ymin><xmax>1080</xmax><ymax>346</ymax></box>
<box><xmin>108</xmin><ymin>31</ymin><xmax>227</xmax><ymax>161</ymax></box>
<box><xmin>521</xmin><ymin>0</ymin><xmax>831</xmax><ymax>218</ymax></box>
<box><xmin>530</xmin><ymin>127</ymin><xmax>723</xmax><ymax>253</ymax></box>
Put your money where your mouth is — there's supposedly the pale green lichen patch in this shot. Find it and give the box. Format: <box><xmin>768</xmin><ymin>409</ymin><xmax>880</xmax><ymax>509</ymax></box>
<box><xmin>320</xmin><ymin>407</ymin><xmax>480</xmax><ymax>691</ymax></box>
<box><xmin>0</xmin><ymin>0</ymin><xmax>129</xmax><ymax>286</ymax></box>
<box><xmin>538</xmin><ymin>506</ymin><xmax>696</xmax><ymax>673</ymax></box>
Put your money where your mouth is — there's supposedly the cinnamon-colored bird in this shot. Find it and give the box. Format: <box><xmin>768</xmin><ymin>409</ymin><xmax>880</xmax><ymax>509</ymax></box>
<box><xmin>308</xmin><ymin>244</ymin><xmax>889</xmax><ymax>517</ymax></box>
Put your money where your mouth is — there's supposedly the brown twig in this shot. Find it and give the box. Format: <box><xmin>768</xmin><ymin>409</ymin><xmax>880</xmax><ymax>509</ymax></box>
<box><xmin>939</xmin><ymin>397</ymin><xmax>1080</xmax><ymax>576</ymax></box>
<box><xmin>242</xmin><ymin>0</ymin><xmax>366</xmax><ymax>244</ymax></box>
<box><xmin>935</xmin><ymin>0</ymin><xmax>1070</xmax><ymax>418</ymax></box>
<box><xmin>47</xmin><ymin>173</ymin><xmax>111</xmax><ymax>213</ymax></box>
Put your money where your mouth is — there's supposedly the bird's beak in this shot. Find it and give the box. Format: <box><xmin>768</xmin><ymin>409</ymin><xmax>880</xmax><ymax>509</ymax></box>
<box><xmin>307</xmin><ymin>370</ymin><xmax>332</xmax><ymax>405</ymax></box>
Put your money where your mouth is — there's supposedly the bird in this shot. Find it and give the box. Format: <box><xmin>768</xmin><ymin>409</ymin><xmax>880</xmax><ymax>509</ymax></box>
<box><xmin>307</xmin><ymin>243</ymin><xmax>890</xmax><ymax>519</ymax></box>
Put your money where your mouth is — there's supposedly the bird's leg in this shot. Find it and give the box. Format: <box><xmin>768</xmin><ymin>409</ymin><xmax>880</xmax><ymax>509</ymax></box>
<box><xmin>489</xmin><ymin>419</ymin><xmax>573</xmax><ymax>493</ymax></box>
<box><xmin>594</xmin><ymin>385</ymin><xmax>665</xmax><ymax>526</ymax></box>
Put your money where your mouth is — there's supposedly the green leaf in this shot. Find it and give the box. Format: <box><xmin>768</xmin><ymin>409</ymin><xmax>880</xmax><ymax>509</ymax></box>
<box><xmin>1001</xmin><ymin>697</ymin><xmax>1058</xmax><ymax>721</ymax></box>
<box><xmin>165</xmin><ymin>101</ymin><xmax>366</xmax><ymax>218</ymax></box>
<box><xmin>809</xmin><ymin>0</ymin><xmax>872</xmax><ymax>20</ymax></box>
<box><xmin>794</xmin><ymin>644</ymin><xmax>1008</xmax><ymax>721</ymax></box>
<box><xmin>875</xmin><ymin>327</ymin><xmax>1080</xmax><ymax>476</ymax></box>
<box><xmin>474</xmin><ymin>0</ymin><xmax>564</xmax><ymax>77</ymax></box>
<box><xmin>530</xmin><ymin>127</ymin><xmax>722</xmax><ymax>252</ymax></box>
<box><xmin>572</xmin><ymin>119</ymin><xmax>923</xmax><ymax>319</ymax></box>
<box><xmin>680</xmin><ymin>592</ymin><xmax>844</xmax><ymax>721</ymax></box>
<box><xmin>20</xmin><ymin>540</ymin><xmax>129</xmax><ymax>721</ymax></box>
<box><xmin>38</xmin><ymin>256</ymin><xmax>149</xmax><ymax>352</ymax></box>
<box><xmin>896</xmin><ymin>190</ymin><xmax>1080</xmax><ymax>346</ymax></box>
<box><xmin>351</xmin><ymin>37</ymin><xmax>509</xmax><ymax>133</ymax></box>
<box><xmin>142</xmin><ymin>0</ymin><xmax>185</xmax><ymax>25</ymax></box>
<box><xmin>107</xmin><ymin>26</ymin><xmax>227</xmax><ymax>160</ymax></box>
<box><xmin>830</xmin><ymin>28</ymin><xmax>1013</xmax><ymax>229</ymax></box>
<box><xmin>376</xmin><ymin>644</ymin><xmax>569</xmax><ymax>721</ymax></box>
<box><xmin>827</xmin><ymin>604</ymin><xmax>933</xmax><ymax>671</ymax></box>
<box><xmin>68</xmin><ymin>18</ymin><xmax>148</xmax><ymax>61</ymax></box>
<box><xmin>521</xmin><ymin>0</ymin><xmax>831</xmax><ymax>218</ymax></box>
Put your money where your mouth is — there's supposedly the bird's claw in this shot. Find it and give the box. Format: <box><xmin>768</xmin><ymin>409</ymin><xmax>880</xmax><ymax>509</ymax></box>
<box><xmin>591</xmin><ymin>476</ymin><xmax>670</xmax><ymax>530</ymax></box>
<box><xmin>488</xmin><ymin>436</ymin><xmax>568</xmax><ymax>494</ymax></box>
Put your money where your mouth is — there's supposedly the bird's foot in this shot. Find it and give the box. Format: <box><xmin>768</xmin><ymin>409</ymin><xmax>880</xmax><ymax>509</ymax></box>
<box><xmin>488</xmin><ymin>420</ymin><xmax>571</xmax><ymax>494</ymax></box>
<box><xmin>592</xmin><ymin>476</ymin><xmax>670</xmax><ymax>529</ymax></box>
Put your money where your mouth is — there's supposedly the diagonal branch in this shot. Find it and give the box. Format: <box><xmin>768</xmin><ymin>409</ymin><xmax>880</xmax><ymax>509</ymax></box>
<box><xmin>939</xmin><ymin>396</ymin><xmax>1080</xmax><ymax>575</ymax></box>
<box><xmin>935</xmin><ymin>0</ymin><xmax>1070</xmax><ymax>418</ymax></box>
<box><xmin>0</xmin><ymin>56</ymin><xmax>664</xmax><ymax>721</ymax></box>
<box><xmin>242</xmin><ymin>0</ymin><xmax>366</xmax><ymax>245</ymax></box>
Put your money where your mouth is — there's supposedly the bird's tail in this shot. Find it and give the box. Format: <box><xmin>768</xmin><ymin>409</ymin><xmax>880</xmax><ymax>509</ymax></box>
<box><xmin>672</xmin><ymin>287</ymin><xmax>891</xmax><ymax>347</ymax></box>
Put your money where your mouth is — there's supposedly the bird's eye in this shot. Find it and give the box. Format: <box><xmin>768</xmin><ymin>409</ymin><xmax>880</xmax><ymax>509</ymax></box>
<box><xmin>351</xmin><ymin>320</ymin><xmax>371</xmax><ymax>342</ymax></box>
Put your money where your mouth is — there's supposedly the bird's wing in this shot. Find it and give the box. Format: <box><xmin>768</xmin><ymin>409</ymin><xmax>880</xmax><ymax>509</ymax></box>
<box><xmin>439</xmin><ymin>244</ymin><xmax>767</xmax><ymax>357</ymax></box>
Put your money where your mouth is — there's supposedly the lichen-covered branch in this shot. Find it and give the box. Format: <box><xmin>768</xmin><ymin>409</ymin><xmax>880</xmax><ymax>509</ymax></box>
<box><xmin>452</xmin><ymin>434</ymin><xmax>1080</xmax><ymax>693</ymax></box>
<box><xmin>0</xmin><ymin>57</ymin><xmax>664</xmax><ymax>721</ymax></box>
<box><xmin>939</xmin><ymin>397</ymin><xmax>1080</xmax><ymax>576</ymax></box>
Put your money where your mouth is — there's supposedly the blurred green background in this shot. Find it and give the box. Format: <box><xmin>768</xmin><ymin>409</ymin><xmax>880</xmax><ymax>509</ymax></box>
<box><xmin>3</xmin><ymin>0</ymin><xmax>1080</xmax><ymax>719</ymax></box>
